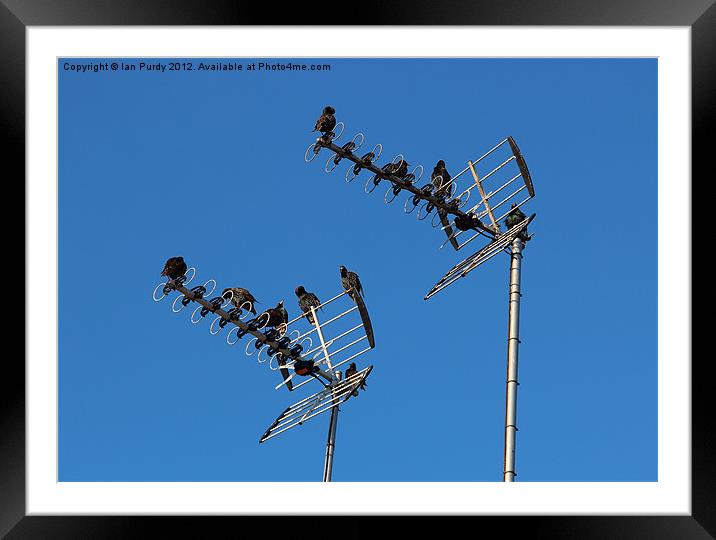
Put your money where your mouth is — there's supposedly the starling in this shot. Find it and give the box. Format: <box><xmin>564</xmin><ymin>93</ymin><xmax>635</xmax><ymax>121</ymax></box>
<box><xmin>394</xmin><ymin>159</ymin><xmax>409</xmax><ymax>179</ymax></box>
<box><xmin>344</xmin><ymin>362</ymin><xmax>359</xmax><ymax>397</ymax></box>
<box><xmin>504</xmin><ymin>203</ymin><xmax>527</xmax><ymax>229</ymax></box>
<box><xmin>339</xmin><ymin>265</ymin><xmax>364</xmax><ymax>300</ymax></box>
<box><xmin>504</xmin><ymin>203</ymin><xmax>529</xmax><ymax>242</ymax></box>
<box><xmin>222</xmin><ymin>287</ymin><xmax>257</xmax><ymax>315</ymax></box>
<box><xmin>454</xmin><ymin>211</ymin><xmax>483</xmax><ymax>232</ymax></box>
<box><xmin>261</xmin><ymin>300</ymin><xmax>289</xmax><ymax>328</ymax></box>
<box><xmin>160</xmin><ymin>256</ymin><xmax>187</xmax><ymax>280</ymax></box>
<box><xmin>295</xmin><ymin>285</ymin><xmax>322</xmax><ymax>325</ymax></box>
<box><xmin>431</xmin><ymin>160</ymin><xmax>452</xmax><ymax>198</ymax></box>
<box><xmin>384</xmin><ymin>159</ymin><xmax>409</xmax><ymax>179</ymax></box>
<box><xmin>345</xmin><ymin>362</ymin><xmax>357</xmax><ymax>379</ymax></box>
<box><xmin>313</xmin><ymin>106</ymin><xmax>337</xmax><ymax>135</ymax></box>
<box><xmin>379</xmin><ymin>162</ymin><xmax>394</xmax><ymax>176</ymax></box>
<box><xmin>344</xmin><ymin>362</ymin><xmax>366</xmax><ymax>392</ymax></box>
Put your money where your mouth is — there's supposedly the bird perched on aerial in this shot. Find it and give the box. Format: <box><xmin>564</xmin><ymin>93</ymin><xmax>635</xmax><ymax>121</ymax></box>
<box><xmin>431</xmin><ymin>160</ymin><xmax>452</xmax><ymax>198</ymax></box>
<box><xmin>160</xmin><ymin>256</ymin><xmax>187</xmax><ymax>281</ymax></box>
<box><xmin>454</xmin><ymin>211</ymin><xmax>483</xmax><ymax>232</ymax></box>
<box><xmin>345</xmin><ymin>362</ymin><xmax>357</xmax><ymax>379</ymax></box>
<box><xmin>394</xmin><ymin>159</ymin><xmax>409</xmax><ymax>179</ymax></box>
<box><xmin>339</xmin><ymin>266</ymin><xmax>364</xmax><ymax>300</ymax></box>
<box><xmin>344</xmin><ymin>362</ymin><xmax>359</xmax><ymax>397</ymax></box>
<box><xmin>261</xmin><ymin>300</ymin><xmax>289</xmax><ymax>328</ymax></box>
<box><xmin>383</xmin><ymin>159</ymin><xmax>409</xmax><ymax>179</ymax></box>
<box><xmin>222</xmin><ymin>287</ymin><xmax>257</xmax><ymax>315</ymax></box>
<box><xmin>344</xmin><ymin>362</ymin><xmax>367</xmax><ymax>392</ymax></box>
<box><xmin>504</xmin><ymin>203</ymin><xmax>529</xmax><ymax>242</ymax></box>
<box><xmin>313</xmin><ymin>106</ymin><xmax>337</xmax><ymax>135</ymax></box>
<box><xmin>504</xmin><ymin>203</ymin><xmax>527</xmax><ymax>229</ymax></box>
<box><xmin>295</xmin><ymin>286</ymin><xmax>322</xmax><ymax>325</ymax></box>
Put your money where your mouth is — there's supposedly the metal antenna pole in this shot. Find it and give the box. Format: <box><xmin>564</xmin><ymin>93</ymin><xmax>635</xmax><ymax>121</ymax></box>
<box><xmin>503</xmin><ymin>236</ymin><xmax>523</xmax><ymax>482</ymax></box>
<box><xmin>322</xmin><ymin>371</ymin><xmax>341</xmax><ymax>482</ymax></box>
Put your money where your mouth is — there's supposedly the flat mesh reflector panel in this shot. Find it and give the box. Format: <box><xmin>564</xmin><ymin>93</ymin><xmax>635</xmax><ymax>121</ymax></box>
<box><xmin>260</xmin><ymin>366</ymin><xmax>374</xmax><ymax>443</ymax></box>
<box><xmin>426</xmin><ymin>214</ymin><xmax>534</xmax><ymax>300</ymax></box>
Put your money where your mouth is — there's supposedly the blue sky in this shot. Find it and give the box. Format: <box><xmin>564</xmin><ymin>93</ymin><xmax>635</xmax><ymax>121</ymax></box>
<box><xmin>58</xmin><ymin>58</ymin><xmax>657</xmax><ymax>482</ymax></box>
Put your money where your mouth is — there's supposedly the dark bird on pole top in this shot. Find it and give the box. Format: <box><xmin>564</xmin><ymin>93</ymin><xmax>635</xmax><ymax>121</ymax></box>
<box><xmin>222</xmin><ymin>287</ymin><xmax>258</xmax><ymax>315</ymax></box>
<box><xmin>261</xmin><ymin>300</ymin><xmax>289</xmax><ymax>328</ymax></box>
<box><xmin>345</xmin><ymin>362</ymin><xmax>357</xmax><ymax>379</ymax></box>
<box><xmin>339</xmin><ymin>265</ymin><xmax>364</xmax><ymax>300</ymax></box>
<box><xmin>345</xmin><ymin>362</ymin><xmax>367</xmax><ymax>392</ymax></box>
<box><xmin>160</xmin><ymin>256</ymin><xmax>187</xmax><ymax>281</ymax></box>
<box><xmin>345</xmin><ymin>362</ymin><xmax>358</xmax><ymax>397</ymax></box>
<box><xmin>504</xmin><ymin>202</ymin><xmax>527</xmax><ymax>229</ymax></box>
<box><xmin>295</xmin><ymin>285</ymin><xmax>322</xmax><ymax>325</ymax></box>
<box><xmin>313</xmin><ymin>106</ymin><xmax>337</xmax><ymax>135</ymax></box>
<box><xmin>431</xmin><ymin>159</ymin><xmax>453</xmax><ymax>198</ymax></box>
<box><xmin>504</xmin><ymin>203</ymin><xmax>530</xmax><ymax>243</ymax></box>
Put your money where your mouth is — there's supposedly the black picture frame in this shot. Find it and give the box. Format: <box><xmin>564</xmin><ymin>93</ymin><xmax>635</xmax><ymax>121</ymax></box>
<box><xmin>4</xmin><ymin>1</ymin><xmax>710</xmax><ymax>537</ymax></box>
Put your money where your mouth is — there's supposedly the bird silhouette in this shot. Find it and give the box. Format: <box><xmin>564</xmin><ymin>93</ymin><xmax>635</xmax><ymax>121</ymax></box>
<box><xmin>160</xmin><ymin>256</ymin><xmax>187</xmax><ymax>281</ymax></box>
<box><xmin>504</xmin><ymin>203</ymin><xmax>527</xmax><ymax>229</ymax></box>
<box><xmin>313</xmin><ymin>106</ymin><xmax>337</xmax><ymax>134</ymax></box>
<box><xmin>261</xmin><ymin>300</ymin><xmax>288</xmax><ymax>328</ymax></box>
<box><xmin>222</xmin><ymin>287</ymin><xmax>257</xmax><ymax>315</ymax></box>
<box><xmin>395</xmin><ymin>159</ymin><xmax>409</xmax><ymax>179</ymax></box>
<box><xmin>504</xmin><ymin>203</ymin><xmax>529</xmax><ymax>242</ymax></box>
<box><xmin>339</xmin><ymin>266</ymin><xmax>364</xmax><ymax>300</ymax></box>
<box><xmin>454</xmin><ymin>211</ymin><xmax>483</xmax><ymax>232</ymax></box>
<box><xmin>295</xmin><ymin>286</ymin><xmax>322</xmax><ymax>325</ymax></box>
<box><xmin>344</xmin><ymin>362</ymin><xmax>366</xmax><ymax>393</ymax></box>
<box><xmin>431</xmin><ymin>160</ymin><xmax>452</xmax><ymax>198</ymax></box>
<box><xmin>383</xmin><ymin>159</ymin><xmax>409</xmax><ymax>180</ymax></box>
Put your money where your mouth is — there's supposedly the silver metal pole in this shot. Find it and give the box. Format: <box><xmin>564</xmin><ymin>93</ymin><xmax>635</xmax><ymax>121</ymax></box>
<box><xmin>322</xmin><ymin>371</ymin><xmax>341</xmax><ymax>482</ymax></box>
<box><xmin>503</xmin><ymin>236</ymin><xmax>523</xmax><ymax>482</ymax></box>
